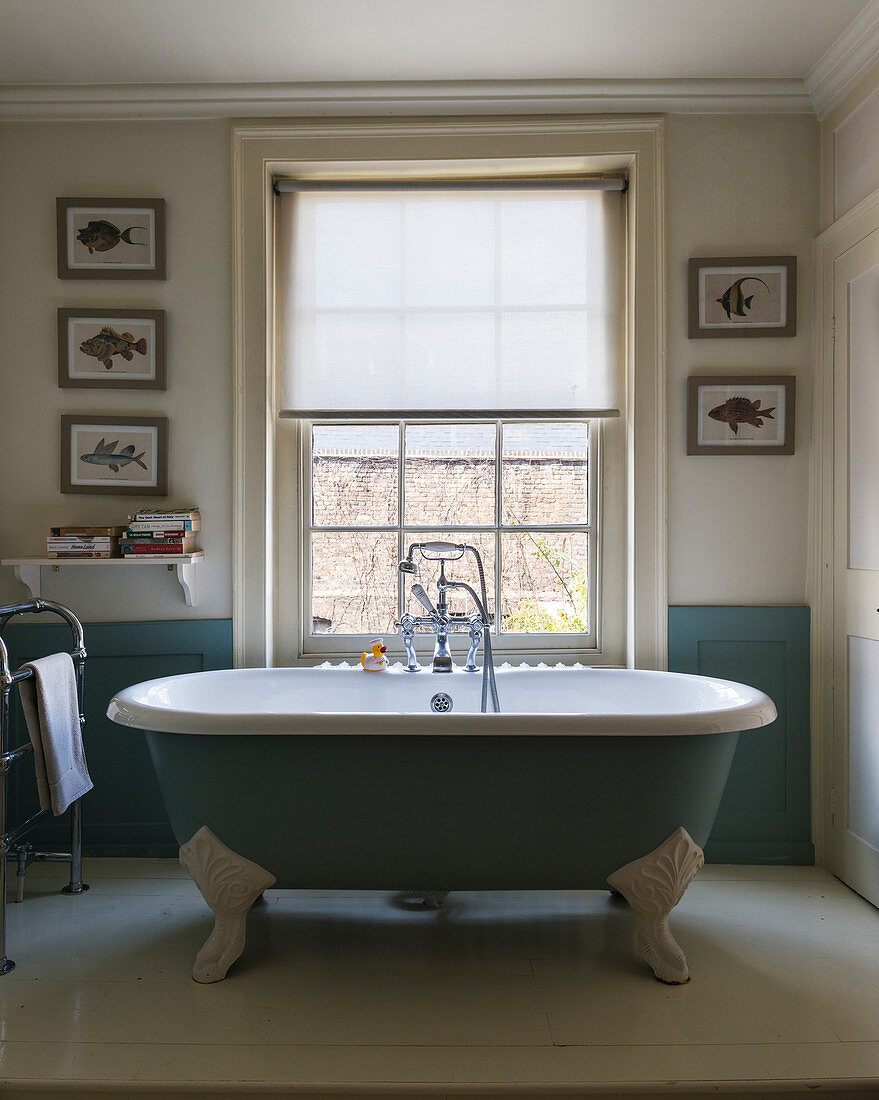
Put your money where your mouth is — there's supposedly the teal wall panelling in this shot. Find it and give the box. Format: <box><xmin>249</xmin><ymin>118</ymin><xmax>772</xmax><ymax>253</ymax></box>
<box><xmin>3</xmin><ymin>619</ymin><xmax>233</xmax><ymax>857</ymax></box>
<box><xmin>4</xmin><ymin>611</ymin><xmax>811</xmax><ymax>863</ymax></box>
<box><xmin>668</xmin><ymin>606</ymin><xmax>812</xmax><ymax>865</ymax></box>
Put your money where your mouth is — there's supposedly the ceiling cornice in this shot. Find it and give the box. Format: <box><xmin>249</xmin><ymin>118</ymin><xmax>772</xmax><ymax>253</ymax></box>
<box><xmin>0</xmin><ymin>78</ymin><xmax>813</xmax><ymax>122</ymax></box>
<box><xmin>805</xmin><ymin>0</ymin><xmax>879</xmax><ymax>119</ymax></box>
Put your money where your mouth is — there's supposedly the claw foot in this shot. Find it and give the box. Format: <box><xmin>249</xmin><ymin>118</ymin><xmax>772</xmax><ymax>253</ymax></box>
<box><xmin>607</xmin><ymin>826</ymin><xmax>704</xmax><ymax>984</ymax></box>
<box><xmin>179</xmin><ymin>826</ymin><xmax>276</xmax><ymax>983</ymax></box>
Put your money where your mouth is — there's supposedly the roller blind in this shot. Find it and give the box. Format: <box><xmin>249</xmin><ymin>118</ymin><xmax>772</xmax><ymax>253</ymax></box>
<box><xmin>277</xmin><ymin>183</ymin><xmax>623</xmax><ymax>419</ymax></box>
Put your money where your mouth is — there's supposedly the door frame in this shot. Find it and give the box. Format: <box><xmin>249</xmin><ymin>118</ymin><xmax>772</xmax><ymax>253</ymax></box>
<box><xmin>812</xmin><ymin>184</ymin><xmax>879</xmax><ymax>870</ymax></box>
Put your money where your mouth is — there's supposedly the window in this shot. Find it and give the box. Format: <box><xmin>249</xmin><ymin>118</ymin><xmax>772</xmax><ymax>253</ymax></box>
<box><xmin>233</xmin><ymin>119</ymin><xmax>666</xmax><ymax>670</ymax></box>
<box><xmin>276</xmin><ymin>175</ymin><xmax>624</xmax><ymax>662</ymax></box>
<box><xmin>305</xmin><ymin>419</ymin><xmax>597</xmax><ymax>654</ymax></box>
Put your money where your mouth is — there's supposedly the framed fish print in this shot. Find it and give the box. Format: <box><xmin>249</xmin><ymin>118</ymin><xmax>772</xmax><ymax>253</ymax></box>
<box><xmin>61</xmin><ymin>415</ymin><xmax>169</xmax><ymax>495</ymax></box>
<box><xmin>687</xmin><ymin>375</ymin><xmax>796</xmax><ymax>455</ymax></box>
<box><xmin>688</xmin><ymin>256</ymin><xmax>796</xmax><ymax>338</ymax></box>
<box><xmin>56</xmin><ymin>198</ymin><xmax>166</xmax><ymax>280</ymax></box>
<box><xmin>58</xmin><ymin>308</ymin><xmax>166</xmax><ymax>389</ymax></box>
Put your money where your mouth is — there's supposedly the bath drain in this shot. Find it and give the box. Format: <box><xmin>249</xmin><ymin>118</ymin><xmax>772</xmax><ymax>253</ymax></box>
<box><xmin>430</xmin><ymin>692</ymin><xmax>453</xmax><ymax>713</ymax></box>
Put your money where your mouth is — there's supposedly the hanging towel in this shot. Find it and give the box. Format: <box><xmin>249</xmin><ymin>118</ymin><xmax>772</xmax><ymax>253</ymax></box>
<box><xmin>19</xmin><ymin>652</ymin><xmax>93</xmax><ymax>816</ymax></box>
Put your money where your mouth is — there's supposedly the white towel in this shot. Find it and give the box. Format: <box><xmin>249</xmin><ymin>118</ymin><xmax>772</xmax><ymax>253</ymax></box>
<box><xmin>19</xmin><ymin>652</ymin><xmax>93</xmax><ymax>816</ymax></box>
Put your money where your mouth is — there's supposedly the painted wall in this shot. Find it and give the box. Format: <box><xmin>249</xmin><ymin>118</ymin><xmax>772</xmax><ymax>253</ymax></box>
<box><xmin>0</xmin><ymin>120</ymin><xmax>232</xmax><ymax>621</ymax></box>
<box><xmin>666</xmin><ymin>114</ymin><xmax>818</xmax><ymax>606</ymax></box>
<box><xmin>0</xmin><ymin>113</ymin><xmax>817</xmax><ymax>619</ymax></box>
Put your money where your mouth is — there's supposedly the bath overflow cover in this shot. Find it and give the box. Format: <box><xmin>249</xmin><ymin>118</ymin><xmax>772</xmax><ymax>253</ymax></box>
<box><xmin>430</xmin><ymin>692</ymin><xmax>453</xmax><ymax>713</ymax></box>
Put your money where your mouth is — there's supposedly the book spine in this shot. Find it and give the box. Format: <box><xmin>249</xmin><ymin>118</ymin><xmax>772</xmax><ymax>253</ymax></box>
<box><xmin>125</xmin><ymin>526</ymin><xmax>198</xmax><ymax>536</ymax></box>
<box><xmin>48</xmin><ymin>537</ymin><xmax>117</xmax><ymax>544</ymax></box>
<box><xmin>131</xmin><ymin>513</ymin><xmax>200</xmax><ymax>522</ymax></box>
<box><xmin>47</xmin><ymin>551</ymin><xmax>117</xmax><ymax>558</ymax></box>
<box><xmin>120</xmin><ymin>544</ymin><xmax>192</xmax><ymax>555</ymax></box>
<box><xmin>123</xmin><ymin>534</ymin><xmax>194</xmax><ymax>543</ymax></box>
<box><xmin>49</xmin><ymin>527</ymin><xmax>125</xmax><ymax>536</ymax></box>
<box><xmin>47</xmin><ymin>541</ymin><xmax>117</xmax><ymax>550</ymax></box>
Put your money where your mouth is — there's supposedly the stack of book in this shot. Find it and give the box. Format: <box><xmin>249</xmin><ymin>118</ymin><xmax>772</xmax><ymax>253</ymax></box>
<box><xmin>47</xmin><ymin>526</ymin><xmax>125</xmax><ymax>558</ymax></box>
<box><xmin>120</xmin><ymin>508</ymin><xmax>201</xmax><ymax>558</ymax></box>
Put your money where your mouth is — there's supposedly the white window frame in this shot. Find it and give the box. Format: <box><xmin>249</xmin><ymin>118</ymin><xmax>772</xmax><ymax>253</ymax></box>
<box><xmin>232</xmin><ymin>117</ymin><xmax>667</xmax><ymax>670</ymax></box>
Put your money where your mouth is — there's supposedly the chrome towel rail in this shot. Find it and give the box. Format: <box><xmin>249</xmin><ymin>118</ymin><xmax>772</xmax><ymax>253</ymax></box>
<box><xmin>0</xmin><ymin>598</ymin><xmax>90</xmax><ymax>975</ymax></box>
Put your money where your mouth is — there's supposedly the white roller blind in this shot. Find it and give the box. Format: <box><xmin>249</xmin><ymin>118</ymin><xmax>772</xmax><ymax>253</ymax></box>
<box><xmin>277</xmin><ymin>185</ymin><xmax>622</xmax><ymax>418</ymax></box>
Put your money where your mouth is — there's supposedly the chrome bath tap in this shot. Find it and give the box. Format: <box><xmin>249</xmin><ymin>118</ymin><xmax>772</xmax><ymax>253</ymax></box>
<box><xmin>396</xmin><ymin>542</ymin><xmax>500</xmax><ymax>712</ymax></box>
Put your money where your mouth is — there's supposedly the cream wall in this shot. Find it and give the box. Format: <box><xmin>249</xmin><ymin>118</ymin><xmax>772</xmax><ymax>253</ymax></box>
<box><xmin>0</xmin><ymin>120</ymin><xmax>232</xmax><ymax>620</ymax></box>
<box><xmin>0</xmin><ymin>111</ymin><xmax>818</xmax><ymax>622</ymax></box>
<box><xmin>666</xmin><ymin>113</ymin><xmax>818</xmax><ymax>606</ymax></box>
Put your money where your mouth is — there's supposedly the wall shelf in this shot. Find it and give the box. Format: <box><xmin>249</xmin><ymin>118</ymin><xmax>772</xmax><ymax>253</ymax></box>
<box><xmin>2</xmin><ymin>553</ymin><xmax>204</xmax><ymax>608</ymax></box>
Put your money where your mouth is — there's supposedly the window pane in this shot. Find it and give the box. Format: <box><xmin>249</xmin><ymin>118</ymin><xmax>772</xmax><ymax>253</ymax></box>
<box><xmin>311</xmin><ymin>532</ymin><xmax>398</xmax><ymax>635</ymax></box>
<box><xmin>404</xmin><ymin>199</ymin><xmax>495</xmax><ymax>308</ymax></box>
<box><xmin>502</xmin><ymin>423</ymin><xmax>589</xmax><ymax>526</ymax></box>
<box><xmin>313</xmin><ymin>200</ymin><xmax>400</xmax><ymax>308</ymax></box>
<box><xmin>402</xmin><ymin>532</ymin><xmax>495</xmax><ymax>621</ymax></box>
<box><xmin>314</xmin><ymin>313</ymin><xmax>401</xmax><ymax>394</ymax></box>
<box><xmin>402</xmin><ymin>312</ymin><xmax>495</xmax><ymax>386</ymax></box>
<box><xmin>501</xmin><ymin>531</ymin><xmax>589</xmax><ymax>633</ymax></box>
<box><xmin>312</xmin><ymin>425</ymin><xmax>398</xmax><ymax>527</ymax></box>
<box><xmin>501</xmin><ymin>310</ymin><xmax>589</xmax><ymax>382</ymax></box>
<box><xmin>500</xmin><ymin>197</ymin><xmax>590</xmax><ymax>306</ymax></box>
<box><xmin>404</xmin><ymin>424</ymin><xmax>495</xmax><ymax>526</ymax></box>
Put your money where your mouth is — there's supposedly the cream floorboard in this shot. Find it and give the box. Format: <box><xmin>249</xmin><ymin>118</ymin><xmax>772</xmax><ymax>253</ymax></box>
<box><xmin>0</xmin><ymin>861</ymin><xmax>877</xmax><ymax>1096</ymax></box>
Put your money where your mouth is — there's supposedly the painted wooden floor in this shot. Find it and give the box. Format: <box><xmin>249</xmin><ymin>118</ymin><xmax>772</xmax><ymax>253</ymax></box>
<box><xmin>0</xmin><ymin>861</ymin><xmax>877</xmax><ymax>1098</ymax></box>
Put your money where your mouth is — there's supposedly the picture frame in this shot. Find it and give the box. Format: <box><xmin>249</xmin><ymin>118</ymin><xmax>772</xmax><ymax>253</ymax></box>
<box><xmin>58</xmin><ymin>308</ymin><xmax>166</xmax><ymax>389</ymax></box>
<box><xmin>56</xmin><ymin>198</ymin><xmax>166</xmax><ymax>280</ymax></box>
<box><xmin>686</xmin><ymin>375</ymin><xmax>796</xmax><ymax>455</ymax></box>
<box><xmin>688</xmin><ymin>256</ymin><xmax>796</xmax><ymax>338</ymax></box>
<box><xmin>61</xmin><ymin>415</ymin><xmax>169</xmax><ymax>495</ymax></box>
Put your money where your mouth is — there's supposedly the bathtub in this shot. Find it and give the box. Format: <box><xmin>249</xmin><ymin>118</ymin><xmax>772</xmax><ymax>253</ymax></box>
<box><xmin>108</xmin><ymin>664</ymin><xmax>776</xmax><ymax>985</ymax></box>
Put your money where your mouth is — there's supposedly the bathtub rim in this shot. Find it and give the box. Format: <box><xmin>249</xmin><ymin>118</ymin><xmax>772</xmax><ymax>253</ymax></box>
<box><xmin>106</xmin><ymin>666</ymin><xmax>777</xmax><ymax>737</ymax></box>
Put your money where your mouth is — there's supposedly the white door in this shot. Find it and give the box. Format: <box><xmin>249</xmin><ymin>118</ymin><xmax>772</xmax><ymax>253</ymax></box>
<box><xmin>832</xmin><ymin>225</ymin><xmax>879</xmax><ymax>905</ymax></box>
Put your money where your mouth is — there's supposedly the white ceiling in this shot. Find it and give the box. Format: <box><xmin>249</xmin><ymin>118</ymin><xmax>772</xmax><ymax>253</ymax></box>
<box><xmin>0</xmin><ymin>0</ymin><xmax>871</xmax><ymax>86</ymax></box>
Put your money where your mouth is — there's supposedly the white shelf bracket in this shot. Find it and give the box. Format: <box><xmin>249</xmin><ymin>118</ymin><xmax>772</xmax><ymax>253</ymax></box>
<box><xmin>174</xmin><ymin>561</ymin><xmax>199</xmax><ymax>607</ymax></box>
<box><xmin>13</xmin><ymin>564</ymin><xmax>41</xmax><ymax>601</ymax></box>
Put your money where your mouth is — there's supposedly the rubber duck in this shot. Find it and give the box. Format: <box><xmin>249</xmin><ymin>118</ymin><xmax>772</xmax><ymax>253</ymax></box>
<box><xmin>360</xmin><ymin>638</ymin><xmax>389</xmax><ymax>671</ymax></box>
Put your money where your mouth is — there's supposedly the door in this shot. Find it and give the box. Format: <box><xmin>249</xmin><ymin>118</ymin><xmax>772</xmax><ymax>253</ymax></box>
<box><xmin>832</xmin><ymin>225</ymin><xmax>879</xmax><ymax>905</ymax></box>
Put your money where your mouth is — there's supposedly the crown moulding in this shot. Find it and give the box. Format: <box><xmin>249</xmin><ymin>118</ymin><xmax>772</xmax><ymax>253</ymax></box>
<box><xmin>805</xmin><ymin>0</ymin><xmax>879</xmax><ymax>120</ymax></box>
<box><xmin>0</xmin><ymin>78</ymin><xmax>814</xmax><ymax>122</ymax></box>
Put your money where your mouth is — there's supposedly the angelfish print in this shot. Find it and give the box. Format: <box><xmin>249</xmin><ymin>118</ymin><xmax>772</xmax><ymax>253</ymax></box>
<box><xmin>708</xmin><ymin>396</ymin><xmax>776</xmax><ymax>435</ymax></box>
<box><xmin>716</xmin><ymin>276</ymin><xmax>771</xmax><ymax>320</ymax></box>
<box><xmin>80</xmin><ymin>438</ymin><xmax>148</xmax><ymax>474</ymax></box>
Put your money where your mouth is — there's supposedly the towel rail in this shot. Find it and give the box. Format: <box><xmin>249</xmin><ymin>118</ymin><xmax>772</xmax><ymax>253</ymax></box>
<box><xmin>0</xmin><ymin>598</ymin><xmax>89</xmax><ymax>975</ymax></box>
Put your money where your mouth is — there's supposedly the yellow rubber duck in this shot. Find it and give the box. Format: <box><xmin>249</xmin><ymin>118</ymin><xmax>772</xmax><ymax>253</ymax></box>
<box><xmin>360</xmin><ymin>638</ymin><xmax>389</xmax><ymax>672</ymax></box>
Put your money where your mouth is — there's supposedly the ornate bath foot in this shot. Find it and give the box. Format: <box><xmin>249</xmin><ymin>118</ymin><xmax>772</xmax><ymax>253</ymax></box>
<box><xmin>179</xmin><ymin>826</ymin><xmax>277</xmax><ymax>984</ymax></box>
<box><xmin>607</xmin><ymin>826</ymin><xmax>704</xmax><ymax>985</ymax></box>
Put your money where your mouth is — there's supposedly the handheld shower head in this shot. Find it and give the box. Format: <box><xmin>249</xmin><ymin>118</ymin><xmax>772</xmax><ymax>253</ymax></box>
<box><xmin>398</xmin><ymin>556</ymin><xmax>419</xmax><ymax>575</ymax></box>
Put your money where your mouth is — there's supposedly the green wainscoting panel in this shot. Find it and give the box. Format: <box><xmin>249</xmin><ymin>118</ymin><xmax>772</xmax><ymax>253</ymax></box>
<box><xmin>668</xmin><ymin>606</ymin><xmax>812</xmax><ymax>865</ymax></box>
<box><xmin>6</xmin><ymin>611</ymin><xmax>809</xmax><ymax>863</ymax></box>
<box><xmin>3</xmin><ymin>619</ymin><xmax>232</xmax><ymax>857</ymax></box>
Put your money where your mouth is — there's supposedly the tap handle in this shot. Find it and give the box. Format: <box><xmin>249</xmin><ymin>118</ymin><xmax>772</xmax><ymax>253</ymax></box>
<box><xmin>410</xmin><ymin>583</ymin><xmax>438</xmax><ymax>616</ymax></box>
<box><xmin>396</xmin><ymin>613</ymin><xmax>417</xmax><ymax>634</ymax></box>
